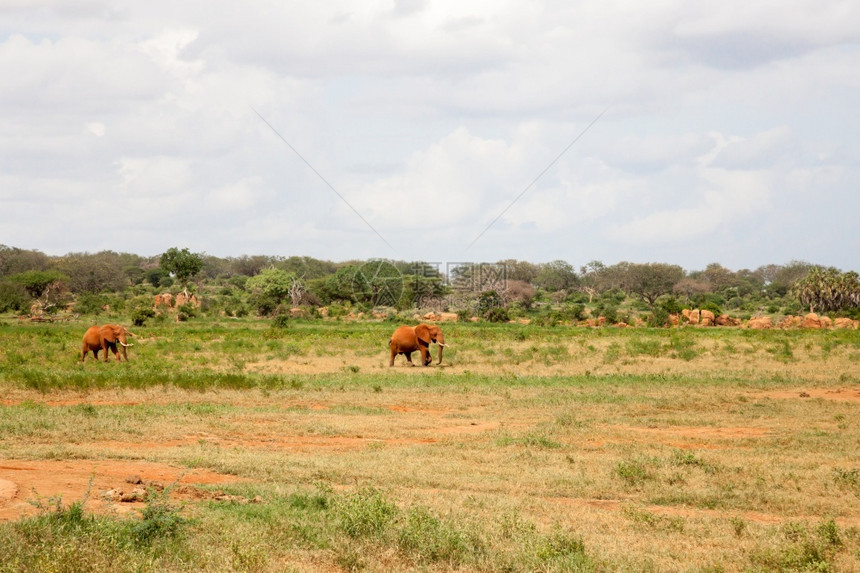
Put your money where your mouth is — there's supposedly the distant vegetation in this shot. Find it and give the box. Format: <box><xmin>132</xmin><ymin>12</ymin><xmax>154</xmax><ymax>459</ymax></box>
<box><xmin>1</xmin><ymin>244</ymin><xmax>858</xmax><ymax>326</ymax></box>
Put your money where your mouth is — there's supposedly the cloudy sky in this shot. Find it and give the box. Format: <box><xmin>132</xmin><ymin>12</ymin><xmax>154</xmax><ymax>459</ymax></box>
<box><xmin>1</xmin><ymin>1</ymin><xmax>858</xmax><ymax>272</ymax></box>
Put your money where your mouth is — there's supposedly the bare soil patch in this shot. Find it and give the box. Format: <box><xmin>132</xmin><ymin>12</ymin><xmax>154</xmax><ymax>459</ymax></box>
<box><xmin>0</xmin><ymin>459</ymin><xmax>246</xmax><ymax>522</ymax></box>
<box><xmin>755</xmin><ymin>387</ymin><xmax>860</xmax><ymax>403</ymax></box>
<box><xmin>603</xmin><ymin>424</ymin><xmax>771</xmax><ymax>450</ymax></box>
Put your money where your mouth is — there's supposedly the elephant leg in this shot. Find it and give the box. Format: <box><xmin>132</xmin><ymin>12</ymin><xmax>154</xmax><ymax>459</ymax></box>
<box><xmin>404</xmin><ymin>351</ymin><xmax>415</xmax><ymax>366</ymax></box>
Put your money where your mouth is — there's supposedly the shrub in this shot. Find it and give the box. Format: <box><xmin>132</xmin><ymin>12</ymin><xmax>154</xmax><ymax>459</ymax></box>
<box><xmin>484</xmin><ymin>307</ymin><xmax>510</xmax><ymax>323</ymax></box>
<box><xmin>176</xmin><ymin>303</ymin><xmax>198</xmax><ymax>322</ymax></box>
<box><xmin>0</xmin><ymin>280</ymin><xmax>29</xmax><ymax>313</ymax></box>
<box><xmin>648</xmin><ymin>306</ymin><xmax>670</xmax><ymax>327</ymax></box>
<box><xmin>74</xmin><ymin>293</ymin><xmax>110</xmax><ymax>315</ymax></box>
<box><xmin>271</xmin><ymin>314</ymin><xmax>290</xmax><ymax>329</ymax></box>
<box><xmin>336</xmin><ymin>488</ymin><xmax>398</xmax><ymax>539</ymax></box>
<box><xmin>131</xmin><ymin>308</ymin><xmax>156</xmax><ymax>327</ymax></box>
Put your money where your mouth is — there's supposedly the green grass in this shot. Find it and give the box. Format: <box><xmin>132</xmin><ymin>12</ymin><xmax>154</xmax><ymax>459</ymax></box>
<box><xmin>0</xmin><ymin>316</ymin><xmax>859</xmax><ymax>571</ymax></box>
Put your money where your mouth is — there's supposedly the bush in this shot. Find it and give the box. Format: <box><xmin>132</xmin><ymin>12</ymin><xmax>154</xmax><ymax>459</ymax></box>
<box><xmin>74</xmin><ymin>293</ymin><xmax>110</xmax><ymax>315</ymax></box>
<box><xmin>131</xmin><ymin>308</ymin><xmax>156</xmax><ymax>327</ymax></box>
<box><xmin>484</xmin><ymin>307</ymin><xmax>510</xmax><ymax>323</ymax></box>
<box><xmin>176</xmin><ymin>303</ymin><xmax>198</xmax><ymax>322</ymax></box>
<box><xmin>250</xmin><ymin>292</ymin><xmax>278</xmax><ymax>316</ymax></box>
<box><xmin>271</xmin><ymin>314</ymin><xmax>290</xmax><ymax>329</ymax></box>
<box><xmin>0</xmin><ymin>280</ymin><xmax>30</xmax><ymax>313</ymax></box>
<box><xmin>648</xmin><ymin>306</ymin><xmax>670</xmax><ymax>327</ymax></box>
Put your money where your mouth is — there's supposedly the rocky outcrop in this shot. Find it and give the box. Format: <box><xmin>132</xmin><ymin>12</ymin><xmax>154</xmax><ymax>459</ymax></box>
<box><xmin>747</xmin><ymin>317</ymin><xmax>773</xmax><ymax>329</ymax></box>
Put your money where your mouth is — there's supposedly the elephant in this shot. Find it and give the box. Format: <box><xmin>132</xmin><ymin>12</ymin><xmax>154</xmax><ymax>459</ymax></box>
<box><xmin>389</xmin><ymin>324</ymin><xmax>445</xmax><ymax>367</ymax></box>
<box><xmin>81</xmin><ymin>324</ymin><xmax>135</xmax><ymax>362</ymax></box>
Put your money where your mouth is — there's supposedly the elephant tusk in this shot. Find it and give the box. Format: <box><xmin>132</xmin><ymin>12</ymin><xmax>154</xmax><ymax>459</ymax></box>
<box><xmin>436</xmin><ymin>342</ymin><xmax>446</xmax><ymax>347</ymax></box>
<box><xmin>119</xmin><ymin>342</ymin><xmax>134</xmax><ymax>347</ymax></box>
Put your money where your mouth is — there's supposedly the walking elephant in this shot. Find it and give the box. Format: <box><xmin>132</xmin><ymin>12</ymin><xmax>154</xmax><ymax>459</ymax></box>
<box><xmin>81</xmin><ymin>324</ymin><xmax>135</xmax><ymax>362</ymax></box>
<box><xmin>389</xmin><ymin>323</ymin><xmax>445</xmax><ymax>367</ymax></box>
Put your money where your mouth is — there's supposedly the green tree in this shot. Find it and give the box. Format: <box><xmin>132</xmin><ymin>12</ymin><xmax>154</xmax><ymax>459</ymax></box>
<box><xmin>497</xmin><ymin>259</ymin><xmax>540</xmax><ymax>283</ymax></box>
<box><xmin>0</xmin><ymin>245</ymin><xmax>51</xmax><ymax>277</ymax></box>
<box><xmin>160</xmin><ymin>247</ymin><xmax>204</xmax><ymax>295</ymax></box>
<box><xmin>246</xmin><ymin>267</ymin><xmax>304</xmax><ymax>308</ymax></box>
<box><xmin>578</xmin><ymin>260</ymin><xmax>609</xmax><ymax>302</ymax></box>
<box><xmin>762</xmin><ymin>260</ymin><xmax>813</xmax><ymax>297</ymax></box>
<box><xmin>697</xmin><ymin>263</ymin><xmax>737</xmax><ymax>293</ymax></box>
<box><xmin>534</xmin><ymin>260</ymin><xmax>578</xmax><ymax>292</ymax></box>
<box><xmin>55</xmin><ymin>252</ymin><xmax>130</xmax><ymax>294</ymax></box>
<box><xmin>10</xmin><ymin>270</ymin><xmax>68</xmax><ymax>298</ymax></box>
<box><xmin>624</xmin><ymin>263</ymin><xmax>685</xmax><ymax>307</ymax></box>
<box><xmin>0</xmin><ymin>280</ymin><xmax>30</xmax><ymax>312</ymax></box>
<box><xmin>791</xmin><ymin>267</ymin><xmax>860</xmax><ymax>313</ymax></box>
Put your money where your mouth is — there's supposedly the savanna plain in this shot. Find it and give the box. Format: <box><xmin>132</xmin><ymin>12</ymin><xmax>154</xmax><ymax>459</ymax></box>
<box><xmin>1</xmin><ymin>318</ymin><xmax>859</xmax><ymax>572</ymax></box>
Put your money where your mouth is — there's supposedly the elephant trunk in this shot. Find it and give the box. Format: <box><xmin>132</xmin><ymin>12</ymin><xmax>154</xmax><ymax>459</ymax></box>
<box><xmin>436</xmin><ymin>342</ymin><xmax>444</xmax><ymax>365</ymax></box>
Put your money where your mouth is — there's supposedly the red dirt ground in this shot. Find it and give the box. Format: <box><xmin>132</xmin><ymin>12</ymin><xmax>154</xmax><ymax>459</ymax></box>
<box><xmin>0</xmin><ymin>459</ymin><xmax>246</xmax><ymax>522</ymax></box>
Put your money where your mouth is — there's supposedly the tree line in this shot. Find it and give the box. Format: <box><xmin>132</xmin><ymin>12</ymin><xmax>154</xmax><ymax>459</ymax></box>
<box><xmin>1</xmin><ymin>244</ymin><xmax>858</xmax><ymax>325</ymax></box>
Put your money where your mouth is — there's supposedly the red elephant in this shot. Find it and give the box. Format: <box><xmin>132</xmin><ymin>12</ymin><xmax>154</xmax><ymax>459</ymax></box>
<box><xmin>389</xmin><ymin>324</ymin><xmax>445</xmax><ymax>367</ymax></box>
<box><xmin>81</xmin><ymin>324</ymin><xmax>135</xmax><ymax>362</ymax></box>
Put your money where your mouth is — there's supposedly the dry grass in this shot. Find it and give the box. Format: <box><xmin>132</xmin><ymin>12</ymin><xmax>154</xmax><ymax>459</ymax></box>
<box><xmin>1</xmin><ymin>320</ymin><xmax>859</xmax><ymax>571</ymax></box>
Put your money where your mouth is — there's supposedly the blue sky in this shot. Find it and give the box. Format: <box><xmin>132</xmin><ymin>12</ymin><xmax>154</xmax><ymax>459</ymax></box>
<box><xmin>1</xmin><ymin>1</ymin><xmax>858</xmax><ymax>272</ymax></box>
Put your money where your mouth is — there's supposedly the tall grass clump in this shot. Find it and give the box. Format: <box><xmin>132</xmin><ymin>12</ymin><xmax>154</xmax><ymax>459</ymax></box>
<box><xmin>749</xmin><ymin>519</ymin><xmax>843</xmax><ymax>571</ymax></box>
<box><xmin>0</xmin><ymin>489</ymin><xmax>189</xmax><ymax>573</ymax></box>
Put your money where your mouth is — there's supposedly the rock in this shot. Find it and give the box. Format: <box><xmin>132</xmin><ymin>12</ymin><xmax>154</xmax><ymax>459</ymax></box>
<box><xmin>834</xmin><ymin>318</ymin><xmax>859</xmax><ymax>329</ymax></box>
<box><xmin>687</xmin><ymin>309</ymin><xmax>700</xmax><ymax>325</ymax></box>
<box><xmin>120</xmin><ymin>488</ymin><xmax>147</xmax><ymax>502</ymax></box>
<box><xmin>438</xmin><ymin>312</ymin><xmax>459</xmax><ymax>322</ymax></box>
<box><xmin>802</xmin><ymin>313</ymin><xmax>822</xmax><ymax>329</ymax></box>
<box><xmin>174</xmin><ymin>293</ymin><xmax>201</xmax><ymax>308</ymax></box>
<box><xmin>747</xmin><ymin>317</ymin><xmax>773</xmax><ymax>329</ymax></box>
<box><xmin>700</xmin><ymin>310</ymin><xmax>715</xmax><ymax>326</ymax></box>
<box><xmin>154</xmin><ymin>293</ymin><xmax>174</xmax><ymax>309</ymax></box>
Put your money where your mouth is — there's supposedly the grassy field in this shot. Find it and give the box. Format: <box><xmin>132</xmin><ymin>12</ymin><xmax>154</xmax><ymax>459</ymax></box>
<box><xmin>1</xmin><ymin>317</ymin><xmax>859</xmax><ymax>572</ymax></box>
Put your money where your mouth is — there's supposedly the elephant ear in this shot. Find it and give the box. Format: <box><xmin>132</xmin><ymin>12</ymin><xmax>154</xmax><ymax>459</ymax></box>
<box><xmin>414</xmin><ymin>324</ymin><xmax>431</xmax><ymax>347</ymax></box>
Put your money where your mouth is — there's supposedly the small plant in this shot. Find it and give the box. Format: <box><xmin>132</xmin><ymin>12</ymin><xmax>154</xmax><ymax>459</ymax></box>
<box><xmin>132</xmin><ymin>488</ymin><xmax>186</xmax><ymax>544</ymax></box>
<box><xmin>483</xmin><ymin>306</ymin><xmax>510</xmax><ymax>323</ymax></box>
<box><xmin>131</xmin><ymin>307</ymin><xmax>156</xmax><ymax>327</ymax></box>
<box><xmin>534</xmin><ymin>526</ymin><xmax>591</xmax><ymax>566</ymax></box>
<box><xmin>730</xmin><ymin>516</ymin><xmax>747</xmax><ymax>537</ymax></box>
<box><xmin>614</xmin><ymin>458</ymin><xmax>652</xmax><ymax>486</ymax></box>
<box><xmin>397</xmin><ymin>506</ymin><xmax>470</xmax><ymax>565</ymax></box>
<box><xmin>270</xmin><ymin>313</ymin><xmax>291</xmax><ymax>328</ymax></box>
<box><xmin>336</xmin><ymin>488</ymin><xmax>398</xmax><ymax>539</ymax></box>
<box><xmin>832</xmin><ymin>467</ymin><xmax>859</xmax><ymax>491</ymax></box>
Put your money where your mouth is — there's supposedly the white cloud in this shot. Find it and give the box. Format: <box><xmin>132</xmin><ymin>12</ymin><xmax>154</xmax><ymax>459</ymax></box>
<box><xmin>608</xmin><ymin>167</ymin><xmax>773</xmax><ymax>244</ymax></box>
<box><xmin>0</xmin><ymin>1</ymin><xmax>857</xmax><ymax>269</ymax></box>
